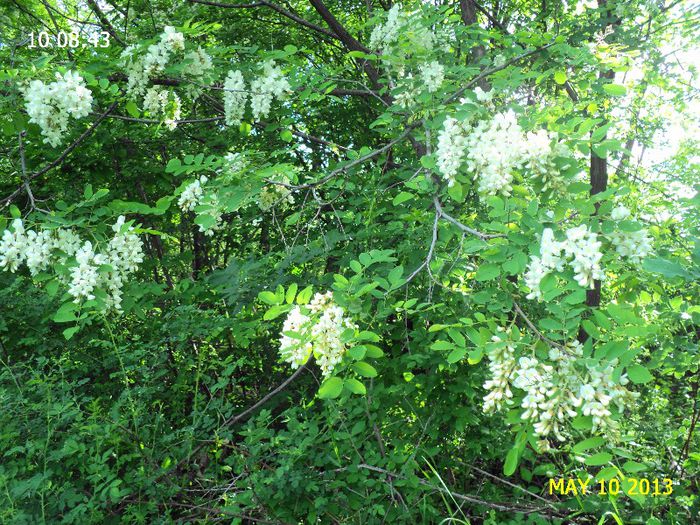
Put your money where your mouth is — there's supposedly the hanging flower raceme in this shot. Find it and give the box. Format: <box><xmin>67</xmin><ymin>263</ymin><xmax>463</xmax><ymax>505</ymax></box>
<box><xmin>482</xmin><ymin>328</ymin><xmax>639</xmax><ymax>448</ymax></box>
<box><xmin>24</xmin><ymin>71</ymin><xmax>94</xmax><ymax>147</ymax></box>
<box><xmin>143</xmin><ymin>86</ymin><xmax>182</xmax><ymax>130</ymax></box>
<box><xmin>524</xmin><ymin>209</ymin><xmax>653</xmax><ymax>300</ymax></box>
<box><xmin>369</xmin><ymin>4</ymin><xmax>437</xmax><ymax>56</ymax></box>
<box><xmin>177</xmin><ymin>175</ymin><xmax>225</xmax><ymax>236</ymax></box>
<box><xmin>608</xmin><ymin>205</ymin><xmax>652</xmax><ymax>264</ymax></box>
<box><xmin>178</xmin><ymin>175</ymin><xmax>208</xmax><ymax>212</ymax></box>
<box><xmin>121</xmin><ymin>26</ymin><xmax>212</xmax><ymax>129</ymax></box>
<box><xmin>0</xmin><ymin>217</ymin><xmax>144</xmax><ymax>313</ymax></box>
<box><xmin>222</xmin><ymin>60</ymin><xmax>291</xmax><ymax>125</ymax></box>
<box><xmin>435</xmin><ymin>104</ymin><xmax>569</xmax><ymax>196</ymax></box>
<box><xmin>249</xmin><ymin>60</ymin><xmax>292</xmax><ymax>121</ymax></box>
<box><xmin>279</xmin><ymin>291</ymin><xmax>358</xmax><ymax>377</ymax></box>
<box><xmin>524</xmin><ymin>225</ymin><xmax>604</xmax><ymax>299</ymax></box>
<box><xmin>223</xmin><ymin>70</ymin><xmax>247</xmax><ymax>126</ymax></box>
<box><xmin>419</xmin><ymin>61</ymin><xmax>445</xmax><ymax>93</ymax></box>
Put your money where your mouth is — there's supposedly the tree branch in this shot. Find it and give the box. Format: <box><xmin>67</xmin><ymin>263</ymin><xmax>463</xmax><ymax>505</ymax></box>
<box><xmin>188</xmin><ymin>0</ymin><xmax>339</xmax><ymax>39</ymax></box>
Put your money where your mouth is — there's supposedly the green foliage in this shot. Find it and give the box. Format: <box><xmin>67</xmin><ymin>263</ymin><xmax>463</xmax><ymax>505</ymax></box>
<box><xmin>0</xmin><ymin>0</ymin><xmax>699</xmax><ymax>523</ymax></box>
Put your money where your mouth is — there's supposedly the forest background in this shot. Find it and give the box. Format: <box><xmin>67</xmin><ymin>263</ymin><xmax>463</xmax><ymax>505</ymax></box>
<box><xmin>0</xmin><ymin>0</ymin><xmax>699</xmax><ymax>523</ymax></box>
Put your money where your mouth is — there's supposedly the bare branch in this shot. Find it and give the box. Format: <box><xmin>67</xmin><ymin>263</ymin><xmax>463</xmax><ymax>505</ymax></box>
<box><xmin>188</xmin><ymin>0</ymin><xmax>339</xmax><ymax>40</ymax></box>
<box><xmin>433</xmin><ymin>197</ymin><xmax>504</xmax><ymax>240</ymax></box>
<box><xmin>2</xmin><ymin>102</ymin><xmax>120</xmax><ymax>210</ymax></box>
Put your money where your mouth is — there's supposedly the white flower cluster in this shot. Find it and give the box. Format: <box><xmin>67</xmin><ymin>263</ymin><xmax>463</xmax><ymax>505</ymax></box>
<box><xmin>483</xmin><ymin>329</ymin><xmax>638</xmax><ymax>445</ymax></box>
<box><xmin>250</xmin><ymin>60</ymin><xmax>291</xmax><ymax>121</ymax></box>
<box><xmin>473</xmin><ymin>87</ymin><xmax>493</xmax><ymax>103</ymax></box>
<box><xmin>258</xmin><ymin>178</ymin><xmax>294</xmax><ymax>211</ymax></box>
<box><xmin>143</xmin><ymin>86</ymin><xmax>182</xmax><ymax>130</ymax></box>
<box><xmin>482</xmin><ymin>331</ymin><xmax>516</xmax><ymax>413</ymax></box>
<box><xmin>524</xmin><ymin>213</ymin><xmax>652</xmax><ymax>300</ymax></box>
<box><xmin>122</xmin><ymin>26</ymin><xmax>212</xmax><ymax>129</ymax></box>
<box><xmin>435</xmin><ymin>117</ymin><xmax>469</xmax><ymax>186</ymax></box>
<box><xmin>436</xmin><ymin>109</ymin><xmax>565</xmax><ymax>195</ymax></box>
<box><xmin>369</xmin><ymin>5</ymin><xmax>435</xmax><ymax>55</ymax></box>
<box><xmin>177</xmin><ymin>176</ymin><xmax>224</xmax><ymax>236</ymax></box>
<box><xmin>223</xmin><ymin>61</ymin><xmax>291</xmax><ymax>124</ymax></box>
<box><xmin>184</xmin><ymin>46</ymin><xmax>213</xmax><ymax>79</ymax></box>
<box><xmin>1</xmin><ymin>219</ymin><xmax>81</xmax><ymax>275</ymax></box>
<box><xmin>197</xmin><ymin>194</ymin><xmax>224</xmax><ymax>237</ymax></box>
<box><xmin>123</xmin><ymin>26</ymin><xmax>186</xmax><ymax>98</ymax></box>
<box><xmin>608</xmin><ymin>205</ymin><xmax>652</xmax><ymax>264</ymax></box>
<box><xmin>279</xmin><ymin>291</ymin><xmax>357</xmax><ymax>377</ymax></box>
<box><xmin>178</xmin><ymin>175</ymin><xmax>208</xmax><ymax>212</ymax></box>
<box><xmin>524</xmin><ymin>226</ymin><xmax>604</xmax><ymax>299</ymax></box>
<box><xmin>223</xmin><ymin>70</ymin><xmax>247</xmax><ymax>126</ymax></box>
<box><xmin>419</xmin><ymin>61</ymin><xmax>445</xmax><ymax>93</ymax></box>
<box><xmin>521</xmin><ymin>130</ymin><xmax>569</xmax><ymax>192</ymax></box>
<box><xmin>564</xmin><ymin>225</ymin><xmax>605</xmax><ymax>288</ymax></box>
<box><xmin>0</xmin><ymin>217</ymin><xmax>143</xmax><ymax>312</ymax></box>
<box><xmin>24</xmin><ymin>71</ymin><xmax>93</xmax><ymax>147</ymax></box>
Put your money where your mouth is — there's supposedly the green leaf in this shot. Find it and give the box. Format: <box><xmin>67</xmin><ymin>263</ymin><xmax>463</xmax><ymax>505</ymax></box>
<box><xmin>125</xmin><ymin>101</ymin><xmax>140</xmax><ymax>118</ymax></box>
<box><xmin>467</xmin><ymin>348</ymin><xmax>483</xmax><ymax>365</ymax></box>
<box><xmin>448</xmin><ymin>181</ymin><xmax>464</xmax><ymax>202</ymax></box>
<box><xmin>554</xmin><ymin>70</ymin><xmax>567</xmax><ymax>85</ymax></box>
<box><xmin>296</xmin><ymin>285</ymin><xmax>313</xmax><ymax>304</ymax></box>
<box><xmin>53</xmin><ymin>302</ymin><xmax>78</xmax><ymax>323</ymax></box>
<box><xmin>591</xmin><ymin>122</ymin><xmax>613</xmax><ymax>143</ymax></box>
<box><xmin>474</xmin><ymin>263</ymin><xmax>500</xmax><ymax>282</ymax></box>
<box><xmin>263</xmin><ymin>304</ymin><xmax>291</xmax><ymax>320</ymax></box>
<box><xmin>446</xmin><ymin>347</ymin><xmax>466</xmax><ymax>364</ymax></box>
<box><xmin>63</xmin><ymin>326</ymin><xmax>79</xmax><ymax>340</ymax></box>
<box><xmin>258</xmin><ymin>291</ymin><xmax>279</xmax><ymax>305</ymax></box>
<box><xmin>285</xmin><ymin>283</ymin><xmax>298</xmax><ymax>304</ymax></box>
<box><xmin>352</xmin><ymin>361</ymin><xmax>377</xmax><ymax>377</ymax></box>
<box><xmin>392</xmin><ymin>191</ymin><xmax>414</xmax><ymax>206</ymax></box>
<box><xmin>581</xmin><ymin>319</ymin><xmax>601</xmax><ymax>339</ymax></box>
<box><xmin>585</xmin><ymin>452</ymin><xmax>612</xmax><ymax>466</ymax></box>
<box><xmin>420</xmin><ymin>154</ymin><xmax>436</xmax><ymax>169</ymax></box>
<box><xmin>344</xmin><ymin>378</ymin><xmax>366</xmax><ymax>395</ymax></box>
<box><xmin>356</xmin><ymin>331</ymin><xmax>380</xmax><ymax>342</ymax></box>
<box><xmin>347</xmin><ymin>346</ymin><xmax>366</xmax><ymax>360</ymax></box>
<box><xmin>45</xmin><ymin>280</ymin><xmax>60</xmax><ymax>297</ymax></box>
<box><xmin>388</xmin><ymin>265</ymin><xmax>404</xmax><ymax>286</ymax></box>
<box><xmin>622</xmin><ymin>461</ymin><xmax>647</xmax><ymax>473</ymax></box>
<box><xmin>165</xmin><ymin>158</ymin><xmax>182</xmax><ymax>173</ymax></box>
<box><xmin>573</xmin><ymin>436</ymin><xmax>605</xmax><ymax>454</ymax></box>
<box><xmin>572</xmin><ymin>415</ymin><xmax>593</xmax><ymax>430</ymax></box>
<box><xmin>603</xmin><ymin>83</ymin><xmax>627</xmax><ymax>96</ymax></box>
<box><xmin>280</xmin><ymin>129</ymin><xmax>293</xmax><ymax>142</ymax></box>
<box><xmin>364</xmin><ymin>345</ymin><xmax>384</xmax><ymax>358</ymax></box>
<box><xmin>503</xmin><ymin>446</ymin><xmax>519</xmax><ymax>476</ymax></box>
<box><xmin>431</xmin><ymin>340</ymin><xmax>455</xmax><ymax>351</ymax></box>
<box><xmin>318</xmin><ymin>377</ymin><xmax>343</xmax><ymax>399</ymax></box>
<box><xmin>627</xmin><ymin>364</ymin><xmax>653</xmax><ymax>384</ymax></box>
<box><xmin>642</xmin><ymin>257</ymin><xmax>689</xmax><ymax>279</ymax></box>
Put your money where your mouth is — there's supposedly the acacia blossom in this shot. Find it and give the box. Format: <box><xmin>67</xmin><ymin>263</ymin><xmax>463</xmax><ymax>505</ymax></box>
<box><xmin>608</xmin><ymin>205</ymin><xmax>652</xmax><ymax>264</ymax></box>
<box><xmin>482</xmin><ymin>330</ymin><xmax>638</xmax><ymax>446</ymax></box>
<box><xmin>436</xmin><ymin>109</ymin><xmax>568</xmax><ymax>196</ymax></box>
<box><xmin>0</xmin><ymin>217</ymin><xmax>144</xmax><ymax>313</ymax></box>
<box><xmin>24</xmin><ymin>71</ymin><xmax>93</xmax><ymax>147</ymax></box>
<box><xmin>279</xmin><ymin>291</ymin><xmax>357</xmax><ymax>377</ymax></box>
<box><xmin>223</xmin><ymin>70</ymin><xmax>247</xmax><ymax>126</ymax></box>
<box><xmin>420</xmin><ymin>61</ymin><xmax>445</xmax><ymax>93</ymax></box>
<box><xmin>250</xmin><ymin>60</ymin><xmax>291</xmax><ymax>121</ymax></box>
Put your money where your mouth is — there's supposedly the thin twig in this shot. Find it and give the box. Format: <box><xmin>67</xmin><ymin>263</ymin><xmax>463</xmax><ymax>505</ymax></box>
<box><xmin>2</xmin><ymin>101</ymin><xmax>120</xmax><ymax>210</ymax></box>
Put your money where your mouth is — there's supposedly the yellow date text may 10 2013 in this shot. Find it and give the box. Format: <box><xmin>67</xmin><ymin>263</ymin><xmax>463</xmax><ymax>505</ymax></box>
<box><xmin>547</xmin><ymin>477</ymin><xmax>673</xmax><ymax>497</ymax></box>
